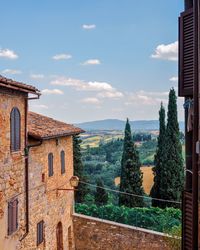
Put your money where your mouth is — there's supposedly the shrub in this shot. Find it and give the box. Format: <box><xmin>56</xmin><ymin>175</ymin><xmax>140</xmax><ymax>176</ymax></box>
<box><xmin>75</xmin><ymin>203</ymin><xmax>181</xmax><ymax>233</ymax></box>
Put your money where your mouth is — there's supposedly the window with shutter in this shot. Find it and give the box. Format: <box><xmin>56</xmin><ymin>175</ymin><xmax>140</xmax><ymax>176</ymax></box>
<box><xmin>10</xmin><ymin>107</ymin><xmax>21</xmax><ymax>152</ymax></box>
<box><xmin>61</xmin><ymin>150</ymin><xmax>65</xmax><ymax>174</ymax></box>
<box><xmin>48</xmin><ymin>153</ymin><xmax>54</xmax><ymax>177</ymax></box>
<box><xmin>179</xmin><ymin>8</ymin><xmax>194</xmax><ymax>96</ymax></box>
<box><xmin>37</xmin><ymin>220</ymin><xmax>44</xmax><ymax>245</ymax></box>
<box><xmin>8</xmin><ymin>199</ymin><xmax>18</xmax><ymax>235</ymax></box>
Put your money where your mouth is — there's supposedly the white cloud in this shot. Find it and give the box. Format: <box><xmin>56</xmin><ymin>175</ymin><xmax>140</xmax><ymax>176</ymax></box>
<box><xmin>30</xmin><ymin>74</ymin><xmax>45</xmax><ymax>79</ymax></box>
<box><xmin>137</xmin><ymin>90</ymin><xmax>168</xmax><ymax>97</ymax></box>
<box><xmin>52</xmin><ymin>54</ymin><xmax>72</xmax><ymax>60</ymax></box>
<box><xmin>0</xmin><ymin>49</ymin><xmax>18</xmax><ymax>59</ymax></box>
<box><xmin>82</xmin><ymin>24</ymin><xmax>96</xmax><ymax>30</ymax></box>
<box><xmin>51</xmin><ymin>77</ymin><xmax>112</xmax><ymax>91</ymax></box>
<box><xmin>97</xmin><ymin>91</ymin><xmax>124</xmax><ymax>99</ymax></box>
<box><xmin>51</xmin><ymin>76</ymin><xmax>124</xmax><ymax>100</ymax></box>
<box><xmin>151</xmin><ymin>41</ymin><xmax>178</xmax><ymax>61</ymax></box>
<box><xmin>1</xmin><ymin>69</ymin><xmax>22</xmax><ymax>75</ymax></box>
<box><xmin>82</xmin><ymin>59</ymin><xmax>101</xmax><ymax>65</ymax></box>
<box><xmin>169</xmin><ymin>76</ymin><xmax>178</xmax><ymax>82</ymax></box>
<box><xmin>80</xmin><ymin>97</ymin><xmax>100</xmax><ymax>105</ymax></box>
<box><xmin>126</xmin><ymin>90</ymin><xmax>169</xmax><ymax>106</ymax></box>
<box><xmin>41</xmin><ymin>89</ymin><xmax>64</xmax><ymax>95</ymax></box>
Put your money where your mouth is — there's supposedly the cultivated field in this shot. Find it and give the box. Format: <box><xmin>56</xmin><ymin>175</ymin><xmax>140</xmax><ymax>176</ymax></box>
<box><xmin>114</xmin><ymin>166</ymin><xmax>154</xmax><ymax>195</ymax></box>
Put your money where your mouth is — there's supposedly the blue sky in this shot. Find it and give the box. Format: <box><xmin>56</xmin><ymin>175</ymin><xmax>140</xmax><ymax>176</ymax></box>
<box><xmin>0</xmin><ymin>0</ymin><xmax>184</xmax><ymax>123</ymax></box>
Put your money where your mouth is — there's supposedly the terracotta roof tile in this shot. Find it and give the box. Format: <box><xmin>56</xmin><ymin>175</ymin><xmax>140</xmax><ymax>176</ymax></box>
<box><xmin>28</xmin><ymin>112</ymin><xmax>84</xmax><ymax>139</ymax></box>
<box><xmin>0</xmin><ymin>75</ymin><xmax>40</xmax><ymax>94</ymax></box>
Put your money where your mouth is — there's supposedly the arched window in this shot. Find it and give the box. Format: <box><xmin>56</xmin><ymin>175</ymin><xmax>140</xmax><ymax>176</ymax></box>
<box><xmin>60</xmin><ymin>150</ymin><xmax>65</xmax><ymax>174</ymax></box>
<box><xmin>10</xmin><ymin>107</ymin><xmax>21</xmax><ymax>152</ymax></box>
<box><xmin>48</xmin><ymin>153</ymin><xmax>54</xmax><ymax>177</ymax></box>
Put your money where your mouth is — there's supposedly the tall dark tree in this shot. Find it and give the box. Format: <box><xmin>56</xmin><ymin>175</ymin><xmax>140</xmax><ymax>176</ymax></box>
<box><xmin>73</xmin><ymin>135</ymin><xmax>89</xmax><ymax>203</ymax></box>
<box><xmin>119</xmin><ymin>119</ymin><xmax>144</xmax><ymax>207</ymax></box>
<box><xmin>95</xmin><ymin>179</ymin><xmax>108</xmax><ymax>206</ymax></box>
<box><xmin>150</xmin><ymin>103</ymin><xmax>166</xmax><ymax>207</ymax></box>
<box><xmin>159</xmin><ymin>89</ymin><xmax>184</xmax><ymax>208</ymax></box>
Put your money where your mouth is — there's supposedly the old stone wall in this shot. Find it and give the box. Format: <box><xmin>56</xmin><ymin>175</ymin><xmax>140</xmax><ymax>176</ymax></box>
<box><xmin>73</xmin><ymin>214</ymin><xmax>170</xmax><ymax>250</ymax></box>
<box><xmin>20</xmin><ymin>136</ymin><xmax>75</xmax><ymax>250</ymax></box>
<box><xmin>0</xmin><ymin>89</ymin><xmax>27</xmax><ymax>250</ymax></box>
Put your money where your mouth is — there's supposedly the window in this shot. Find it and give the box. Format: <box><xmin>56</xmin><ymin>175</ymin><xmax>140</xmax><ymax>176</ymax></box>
<box><xmin>48</xmin><ymin>153</ymin><xmax>54</xmax><ymax>177</ymax></box>
<box><xmin>37</xmin><ymin>220</ymin><xmax>44</xmax><ymax>245</ymax></box>
<box><xmin>61</xmin><ymin>150</ymin><xmax>65</xmax><ymax>174</ymax></box>
<box><xmin>8</xmin><ymin>199</ymin><xmax>18</xmax><ymax>235</ymax></box>
<box><xmin>10</xmin><ymin>107</ymin><xmax>21</xmax><ymax>152</ymax></box>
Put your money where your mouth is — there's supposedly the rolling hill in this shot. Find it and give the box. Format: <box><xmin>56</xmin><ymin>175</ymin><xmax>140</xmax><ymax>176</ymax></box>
<box><xmin>76</xmin><ymin>119</ymin><xmax>184</xmax><ymax>131</ymax></box>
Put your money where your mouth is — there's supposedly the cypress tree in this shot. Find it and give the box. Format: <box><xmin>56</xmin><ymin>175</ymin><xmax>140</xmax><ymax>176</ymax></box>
<box><xmin>73</xmin><ymin>135</ymin><xmax>89</xmax><ymax>203</ymax></box>
<box><xmin>119</xmin><ymin>119</ymin><xmax>144</xmax><ymax>207</ymax></box>
<box><xmin>160</xmin><ymin>89</ymin><xmax>184</xmax><ymax>208</ymax></box>
<box><xmin>95</xmin><ymin>179</ymin><xmax>108</xmax><ymax>206</ymax></box>
<box><xmin>150</xmin><ymin>103</ymin><xmax>166</xmax><ymax>207</ymax></box>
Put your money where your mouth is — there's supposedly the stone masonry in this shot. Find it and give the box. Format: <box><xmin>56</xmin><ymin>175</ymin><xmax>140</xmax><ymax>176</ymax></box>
<box><xmin>0</xmin><ymin>88</ymin><xmax>27</xmax><ymax>250</ymax></box>
<box><xmin>73</xmin><ymin>214</ymin><xmax>170</xmax><ymax>250</ymax></box>
<box><xmin>20</xmin><ymin>137</ymin><xmax>75</xmax><ymax>250</ymax></box>
<box><xmin>0</xmin><ymin>77</ymin><xmax>81</xmax><ymax>250</ymax></box>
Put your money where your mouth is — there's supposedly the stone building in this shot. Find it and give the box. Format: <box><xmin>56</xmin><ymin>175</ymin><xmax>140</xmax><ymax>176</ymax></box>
<box><xmin>0</xmin><ymin>76</ymin><xmax>83</xmax><ymax>250</ymax></box>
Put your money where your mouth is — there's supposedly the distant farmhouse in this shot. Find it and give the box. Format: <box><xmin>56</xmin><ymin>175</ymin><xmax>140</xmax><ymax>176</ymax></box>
<box><xmin>0</xmin><ymin>75</ymin><xmax>83</xmax><ymax>249</ymax></box>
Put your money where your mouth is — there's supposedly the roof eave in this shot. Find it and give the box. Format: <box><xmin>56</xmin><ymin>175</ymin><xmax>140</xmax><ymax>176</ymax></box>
<box><xmin>28</xmin><ymin>129</ymin><xmax>85</xmax><ymax>140</ymax></box>
<box><xmin>0</xmin><ymin>82</ymin><xmax>40</xmax><ymax>95</ymax></box>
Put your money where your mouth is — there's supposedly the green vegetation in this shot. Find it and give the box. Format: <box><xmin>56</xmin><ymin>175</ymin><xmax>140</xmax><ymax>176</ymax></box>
<box><xmin>151</xmin><ymin>103</ymin><xmax>166</xmax><ymax>207</ymax></box>
<box><xmin>82</xmin><ymin>134</ymin><xmax>156</xmax><ymax>191</ymax></box>
<box><xmin>95</xmin><ymin>179</ymin><xmax>108</xmax><ymax>206</ymax></box>
<box><xmin>159</xmin><ymin>89</ymin><xmax>184</xmax><ymax>208</ymax></box>
<box><xmin>119</xmin><ymin>119</ymin><xmax>144</xmax><ymax>207</ymax></box>
<box><xmin>75</xmin><ymin>203</ymin><xmax>181</xmax><ymax>233</ymax></box>
<box><xmin>75</xmin><ymin>89</ymin><xmax>184</xmax><ymax>232</ymax></box>
<box><xmin>73</xmin><ymin>135</ymin><xmax>89</xmax><ymax>203</ymax></box>
<box><xmin>82</xmin><ymin>139</ymin><xmax>123</xmax><ymax>189</ymax></box>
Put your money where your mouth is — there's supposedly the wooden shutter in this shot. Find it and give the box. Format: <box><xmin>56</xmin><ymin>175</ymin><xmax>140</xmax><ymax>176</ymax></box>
<box><xmin>183</xmin><ymin>191</ymin><xmax>193</xmax><ymax>249</ymax></box>
<box><xmin>8</xmin><ymin>199</ymin><xmax>18</xmax><ymax>235</ymax></box>
<box><xmin>61</xmin><ymin>151</ymin><xmax>65</xmax><ymax>174</ymax></box>
<box><xmin>10</xmin><ymin>107</ymin><xmax>21</xmax><ymax>151</ymax></box>
<box><xmin>8</xmin><ymin>202</ymin><xmax>12</xmax><ymax>235</ymax></box>
<box><xmin>37</xmin><ymin>221</ymin><xmax>44</xmax><ymax>245</ymax></box>
<box><xmin>10</xmin><ymin>110</ymin><xmax>15</xmax><ymax>152</ymax></box>
<box><xmin>48</xmin><ymin>153</ymin><xmax>54</xmax><ymax>177</ymax></box>
<box><xmin>14</xmin><ymin>108</ymin><xmax>20</xmax><ymax>150</ymax></box>
<box><xmin>12</xmin><ymin>199</ymin><xmax>18</xmax><ymax>232</ymax></box>
<box><xmin>179</xmin><ymin>8</ymin><xmax>194</xmax><ymax>97</ymax></box>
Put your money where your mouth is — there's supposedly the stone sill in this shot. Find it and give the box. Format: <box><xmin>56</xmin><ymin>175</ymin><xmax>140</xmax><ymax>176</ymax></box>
<box><xmin>73</xmin><ymin>213</ymin><xmax>166</xmax><ymax>237</ymax></box>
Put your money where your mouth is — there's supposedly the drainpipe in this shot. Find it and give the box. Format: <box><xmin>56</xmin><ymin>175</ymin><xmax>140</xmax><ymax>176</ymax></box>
<box><xmin>20</xmin><ymin>94</ymin><xmax>41</xmax><ymax>241</ymax></box>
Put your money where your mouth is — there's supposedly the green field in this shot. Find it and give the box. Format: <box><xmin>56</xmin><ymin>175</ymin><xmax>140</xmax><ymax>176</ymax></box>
<box><xmin>81</xmin><ymin>131</ymin><xmax>124</xmax><ymax>149</ymax></box>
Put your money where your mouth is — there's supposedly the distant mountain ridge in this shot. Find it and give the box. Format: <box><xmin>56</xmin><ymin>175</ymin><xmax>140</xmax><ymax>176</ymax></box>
<box><xmin>76</xmin><ymin>119</ymin><xmax>184</xmax><ymax>131</ymax></box>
